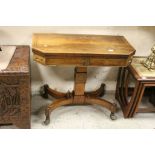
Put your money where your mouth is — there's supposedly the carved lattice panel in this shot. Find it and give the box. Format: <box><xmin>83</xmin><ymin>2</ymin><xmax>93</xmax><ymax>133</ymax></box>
<box><xmin>0</xmin><ymin>79</ymin><xmax>20</xmax><ymax>117</ymax></box>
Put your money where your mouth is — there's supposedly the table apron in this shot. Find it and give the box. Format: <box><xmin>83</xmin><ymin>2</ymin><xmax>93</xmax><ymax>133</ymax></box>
<box><xmin>33</xmin><ymin>54</ymin><xmax>132</xmax><ymax>67</ymax></box>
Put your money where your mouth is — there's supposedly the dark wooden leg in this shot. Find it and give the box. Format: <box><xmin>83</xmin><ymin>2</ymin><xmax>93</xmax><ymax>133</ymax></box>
<box><xmin>115</xmin><ymin>67</ymin><xmax>127</xmax><ymax>108</ymax></box>
<box><xmin>126</xmin><ymin>82</ymin><xmax>142</xmax><ymax>118</ymax></box>
<box><xmin>129</xmin><ymin>83</ymin><xmax>145</xmax><ymax>117</ymax></box>
<box><xmin>120</xmin><ymin>68</ymin><xmax>128</xmax><ymax>106</ymax></box>
<box><xmin>124</xmin><ymin>70</ymin><xmax>130</xmax><ymax>103</ymax></box>
<box><xmin>44</xmin><ymin>98</ymin><xmax>73</xmax><ymax>125</ymax></box>
<box><xmin>115</xmin><ymin>67</ymin><xmax>122</xmax><ymax>101</ymax></box>
<box><xmin>120</xmin><ymin>81</ymin><xmax>139</xmax><ymax>118</ymax></box>
<box><xmin>116</xmin><ymin>67</ymin><xmax>126</xmax><ymax>115</ymax></box>
<box><xmin>40</xmin><ymin>84</ymin><xmax>72</xmax><ymax>99</ymax></box>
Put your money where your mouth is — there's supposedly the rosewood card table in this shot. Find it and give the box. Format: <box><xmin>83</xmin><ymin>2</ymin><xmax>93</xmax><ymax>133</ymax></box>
<box><xmin>32</xmin><ymin>33</ymin><xmax>135</xmax><ymax>125</ymax></box>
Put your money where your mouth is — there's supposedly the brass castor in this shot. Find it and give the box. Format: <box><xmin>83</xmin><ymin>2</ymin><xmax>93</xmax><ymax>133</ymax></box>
<box><xmin>40</xmin><ymin>84</ymin><xmax>49</xmax><ymax>99</ymax></box>
<box><xmin>43</xmin><ymin>118</ymin><xmax>50</xmax><ymax>125</ymax></box>
<box><xmin>110</xmin><ymin>112</ymin><xmax>117</xmax><ymax>120</ymax></box>
<box><xmin>43</xmin><ymin>109</ymin><xmax>50</xmax><ymax>125</ymax></box>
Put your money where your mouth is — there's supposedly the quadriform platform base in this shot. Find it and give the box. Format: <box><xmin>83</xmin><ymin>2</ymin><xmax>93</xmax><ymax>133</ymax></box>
<box><xmin>41</xmin><ymin>67</ymin><xmax>116</xmax><ymax>125</ymax></box>
<box><xmin>32</xmin><ymin>33</ymin><xmax>135</xmax><ymax>125</ymax></box>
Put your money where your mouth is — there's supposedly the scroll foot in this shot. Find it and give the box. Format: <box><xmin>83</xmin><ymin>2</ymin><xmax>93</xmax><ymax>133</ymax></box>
<box><xmin>44</xmin><ymin>118</ymin><xmax>50</xmax><ymax>125</ymax></box>
<box><xmin>40</xmin><ymin>84</ymin><xmax>49</xmax><ymax>99</ymax></box>
<box><xmin>110</xmin><ymin>112</ymin><xmax>117</xmax><ymax>120</ymax></box>
<box><xmin>43</xmin><ymin>109</ymin><xmax>50</xmax><ymax>125</ymax></box>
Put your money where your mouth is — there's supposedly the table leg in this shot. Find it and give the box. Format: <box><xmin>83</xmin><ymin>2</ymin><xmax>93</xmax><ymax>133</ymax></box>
<box><xmin>44</xmin><ymin>98</ymin><xmax>73</xmax><ymax>125</ymax></box>
<box><xmin>44</xmin><ymin>66</ymin><xmax>117</xmax><ymax>125</ymax></box>
<box><xmin>73</xmin><ymin>67</ymin><xmax>117</xmax><ymax>120</ymax></box>
<box><xmin>128</xmin><ymin>83</ymin><xmax>145</xmax><ymax>117</ymax></box>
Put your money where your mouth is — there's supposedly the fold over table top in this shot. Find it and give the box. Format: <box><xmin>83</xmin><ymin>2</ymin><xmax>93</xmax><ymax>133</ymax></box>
<box><xmin>32</xmin><ymin>33</ymin><xmax>136</xmax><ymax>67</ymax></box>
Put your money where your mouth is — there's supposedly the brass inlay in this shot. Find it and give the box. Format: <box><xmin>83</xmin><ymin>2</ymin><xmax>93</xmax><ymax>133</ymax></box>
<box><xmin>141</xmin><ymin>45</ymin><xmax>155</xmax><ymax>70</ymax></box>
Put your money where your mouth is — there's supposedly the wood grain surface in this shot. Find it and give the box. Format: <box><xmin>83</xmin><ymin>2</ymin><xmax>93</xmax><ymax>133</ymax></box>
<box><xmin>33</xmin><ymin>33</ymin><xmax>135</xmax><ymax>55</ymax></box>
<box><xmin>32</xmin><ymin>33</ymin><xmax>135</xmax><ymax>67</ymax></box>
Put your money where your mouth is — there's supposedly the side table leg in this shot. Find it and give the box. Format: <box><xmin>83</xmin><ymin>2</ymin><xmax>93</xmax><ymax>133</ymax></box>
<box><xmin>128</xmin><ymin>83</ymin><xmax>145</xmax><ymax>117</ymax></box>
<box><xmin>44</xmin><ymin>98</ymin><xmax>73</xmax><ymax>125</ymax></box>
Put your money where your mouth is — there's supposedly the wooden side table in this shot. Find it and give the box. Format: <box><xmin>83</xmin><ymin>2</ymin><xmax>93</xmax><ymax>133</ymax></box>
<box><xmin>32</xmin><ymin>33</ymin><xmax>135</xmax><ymax>125</ymax></box>
<box><xmin>116</xmin><ymin>56</ymin><xmax>155</xmax><ymax>118</ymax></box>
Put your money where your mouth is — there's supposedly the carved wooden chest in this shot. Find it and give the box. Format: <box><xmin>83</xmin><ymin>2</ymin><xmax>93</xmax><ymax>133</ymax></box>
<box><xmin>0</xmin><ymin>46</ymin><xmax>31</xmax><ymax>129</ymax></box>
